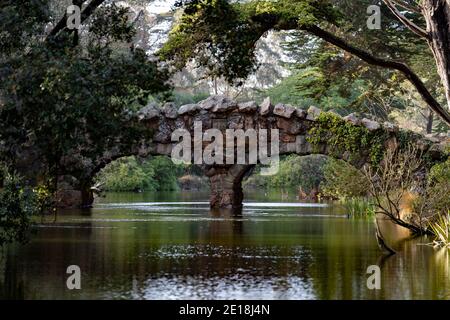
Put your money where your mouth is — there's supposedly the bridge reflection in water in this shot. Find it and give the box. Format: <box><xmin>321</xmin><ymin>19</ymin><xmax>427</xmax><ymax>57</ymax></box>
<box><xmin>1</xmin><ymin>191</ymin><xmax>449</xmax><ymax>300</ymax></box>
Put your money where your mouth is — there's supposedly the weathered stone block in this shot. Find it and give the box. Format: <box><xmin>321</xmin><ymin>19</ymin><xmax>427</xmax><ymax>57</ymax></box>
<box><xmin>259</xmin><ymin>97</ymin><xmax>272</xmax><ymax>116</ymax></box>
<box><xmin>228</xmin><ymin>115</ymin><xmax>244</xmax><ymax>129</ymax></box>
<box><xmin>277</xmin><ymin>118</ymin><xmax>303</xmax><ymax>135</ymax></box>
<box><xmin>280</xmin><ymin>132</ymin><xmax>296</xmax><ymax>143</ymax></box>
<box><xmin>238</xmin><ymin>101</ymin><xmax>258</xmax><ymax>113</ymax></box>
<box><xmin>361</xmin><ymin>118</ymin><xmax>380</xmax><ymax>131</ymax></box>
<box><xmin>343</xmin><ymin>113</ymin><xmax>361</xmax><ymax>125</ymax></box>
<box><xmin>162</xmin><ymin>102</ymin><xmax>178</xmax><ymax>119</ymax></box>
<box><xmin>178</xmin><ymin>103</ymin><xmax>200</xmax><ymax>115</ymax></box>
<box><xmin>199</xmin><ymin>95</ymin><xmax>232</xmax><ymax>110</ymax></box>
<box><xmin>295</xmin><ymin>108</ymin><xmax>307</xmax><ymax>119</ymax></box>
<box><xmin>274</xmin><ymin>103</ymin><xmax>296</xmax><ymax>118</ymax></box>
<box><xmin>138</xmin><ymin>103</ymin><xmax>160</xmax><ymax>120</ymax></box>
<box><xmin>295</xmin><ymin>135</ymin><xmax>312</xmax><ymax>154</ymax></box>
<box><xmin>244</xmin><ymin>116</ymin><xmax>254</xmax><ymax>129</ymax></box>
<box><xmin>306</xmin><ymin>106</ymin><xmax>322</xmax><ymax>121</ymax></box>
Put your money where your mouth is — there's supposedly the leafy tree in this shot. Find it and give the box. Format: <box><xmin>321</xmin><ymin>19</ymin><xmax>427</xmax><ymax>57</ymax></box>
<box><xmin>160</xmin><ymin>0</ymin><xmax>450</xmax><ymax>126</ymax></box>
<box><xmin>0</xmin><ymin>1</ymin><xmax>170</xmax><ymax>205</ymax></box>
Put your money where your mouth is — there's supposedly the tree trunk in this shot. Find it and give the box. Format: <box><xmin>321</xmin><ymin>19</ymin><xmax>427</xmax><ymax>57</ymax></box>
<box><xmin>426</xmin><ymin>110</ymin><xmax>434</xmax><ymax>133</ymax></box>
<box><xmin>423</xmin><ymin>0</ymin><xmax>450</xmax><ymax>111</ymax></box>
<box><xmin>80</xmin><ymin>180</ymin><xmax>94</xmax><ymax>208</ymax></box>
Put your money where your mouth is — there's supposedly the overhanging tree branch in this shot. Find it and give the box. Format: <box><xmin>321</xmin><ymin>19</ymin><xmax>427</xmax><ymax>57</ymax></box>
<box><xmin>390</xmin><ymin>0</ymin><xmax>422</xmax><ymax>13</ymax></box>
<box><xmin>299</xmin><ymin>24</ymin><xmax>450</xmax><ymax>126</ymax></box>
<box><xmin>382</xmin><ymin>0</ymin><xmax>429</xmax><ymax>39</ymax></box>
<box><xmin>47</xmin><ymin>0</ymin><xmax>105</xmax><ymax>40</ymax></box>
<box><xmin>254</xmin><ymin>13</ymin><xmax>449</xmax><ymax>125</ymax></box>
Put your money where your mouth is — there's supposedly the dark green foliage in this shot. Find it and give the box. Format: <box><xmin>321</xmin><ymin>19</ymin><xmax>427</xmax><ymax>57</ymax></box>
<box><xmin>245</xmin><ymin>154</ymin><xmax>372</xmax><ymax>202</ymax></box>
<box><xmin>262</xmin><ymin>70</ymin><xmax>372</xmax><ymax>112</ymax></box>
<box><xmin>95</xmin><ymin>157</ymin><xmax>158</xmax><ymax>192</ymax></box>
<box><xmin>0</xmin><ymin>0</ymin><xmax>50</xmax><ymax>55</ymax></box>
<box><xmin>429</xmin><ymin>156</ymin><xmax>450</xmax><ymax>184</ymax></box>
<box><xmin>2</xmin><ymin>44</ymin><xmax>167</xmax><ymax>163</ymax></box>
<box><xmin>89</xmin><ymin>4</ymin><xmax>136</xmax><ymax>43</ymax></box>
<box><xmin>161</xmin><ymin>0</ymin><xmax>419</xmax><ymax>88</ymax></box>
<box><xmin>244</xmin><ymin>154</ymin><xmax>327</xmax><ymax>192</ymax></box>
<box><xmin>0</xmin><ymin>2</ymin><xmax>170</xmax><ymax>186</ymax></box>
<box><xmin>0</xmin><ymin>166</ymin><xmax>39</xmax><ymax>245</ymax></box>
<box><xmin>150</xmin><ymin>156</ymin><xmax>184</xmax><ymax>191</ymax></box>
<box><xmin>261</xmin><ymin>72</ymin><xmax>313</xmax><ymax>107</ymax></box>
<box><xmin>160</xmin><ymin>0</ymin><xmax>260</xmax><ymax>84</ymax></box>
<box><xmin>417</xmin><ymin>157</ymin><xmax>450</xmax><ymax>216</ymax></box>
<box><xmin>284</xmin><ymin>0</ymin><xmax>428</xmax><ymax>113</ymax></box>
<box><xmin>162</xmin><ymin>0</ymin><xmax>448</xmax><ymax>130</ymax></box>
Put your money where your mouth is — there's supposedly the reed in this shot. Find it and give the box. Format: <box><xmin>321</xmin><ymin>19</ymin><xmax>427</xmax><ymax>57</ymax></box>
<box><xmin>429</xmin><ymin>212</ymin><xmax>450</xmax><ymax>248</ymax></box>
<box><xmin>341</xmin><ymin>197</ymin><xmax>375</xmax><ymax>218</ymax></box>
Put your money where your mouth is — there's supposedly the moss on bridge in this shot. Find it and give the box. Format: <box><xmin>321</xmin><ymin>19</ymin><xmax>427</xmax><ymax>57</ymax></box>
<box><xmin>306</xmin><ymin>112</ymin><xmax>439</xmax><ymax>168</ymax></box>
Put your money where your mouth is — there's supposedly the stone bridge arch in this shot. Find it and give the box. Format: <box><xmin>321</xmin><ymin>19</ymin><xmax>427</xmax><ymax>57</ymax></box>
<box><xmin>64</xmin><ymin>95</ymin><xmax>446</xmax><ymax>210</ymax></box>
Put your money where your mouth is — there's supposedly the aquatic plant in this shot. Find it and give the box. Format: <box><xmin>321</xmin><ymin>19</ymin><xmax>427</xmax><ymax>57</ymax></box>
<box><xmin>429</xmin><ymin>213</ymin><xmax>450</xmax><ymax>248</ymax></box>
<box><xmin>341</xmin><ymin>197</ymin><xmax>375</xmax><ymax>218</ymax></box>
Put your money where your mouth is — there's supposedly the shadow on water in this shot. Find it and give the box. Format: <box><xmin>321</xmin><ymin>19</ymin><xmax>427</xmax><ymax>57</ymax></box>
<box><xmin>1</xmin><ymin>191</ymin><xmax>449</xmax><ymax>300</ymax></box>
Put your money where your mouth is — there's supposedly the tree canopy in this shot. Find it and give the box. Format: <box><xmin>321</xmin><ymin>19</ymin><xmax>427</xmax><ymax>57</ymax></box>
<box><xmin>0</xmin><ymin>0</ymin><xmax>170</xmax><ymax>191</ymax></box>
<box><xmin>160</xmin><ymin>0</ymin><xmax>450</xmax><ymax>126</ymax></box>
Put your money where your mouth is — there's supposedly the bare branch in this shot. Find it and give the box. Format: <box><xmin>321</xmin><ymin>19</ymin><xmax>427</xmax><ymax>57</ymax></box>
<box><xmin>382</xmin><ymin>0</ymin><xmax>428</xmax><ymax>39</ymax></box>
<box><xmin>391</xmin><ymin>0</ymin><xmax>422</xmax><ymax>13</ymax></box>
<box><xmin>47</xmin><ymin>0</ymin><xmax>106</xmax><ymax>40</ymax></box>
<box><xmin>131</xmin><ymin>10</ymin><xmax>144</xmax><ymax>27</ymax></box>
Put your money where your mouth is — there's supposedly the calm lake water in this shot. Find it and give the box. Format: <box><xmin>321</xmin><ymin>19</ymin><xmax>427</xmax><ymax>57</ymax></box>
<box><xmin>1</xmin><ymin>191</ymin><xmax>449</xmax><ymax>300</ymax></box>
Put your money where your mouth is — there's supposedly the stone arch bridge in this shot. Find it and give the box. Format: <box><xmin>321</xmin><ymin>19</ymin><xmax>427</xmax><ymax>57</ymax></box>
<box><xmin>57</xmin><ymin>95</ymin><xmax>446</xmax><ymax>210</ymax></box>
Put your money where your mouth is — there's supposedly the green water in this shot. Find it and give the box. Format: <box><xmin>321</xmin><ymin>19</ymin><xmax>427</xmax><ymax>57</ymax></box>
<box><xmin>1</xmin><ymin>191</ymin><xmax>449</xmax><ymax>300</ymax></box>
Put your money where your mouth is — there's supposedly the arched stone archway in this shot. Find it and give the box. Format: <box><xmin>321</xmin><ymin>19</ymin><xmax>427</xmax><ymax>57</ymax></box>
<box><xmin>57</xmin><ymin>95</ymin><xmax>447</xmax><ymax>210</ymax></box>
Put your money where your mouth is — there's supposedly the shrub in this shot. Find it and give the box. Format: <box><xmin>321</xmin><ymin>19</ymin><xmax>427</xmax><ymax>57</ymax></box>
<box><xmin>244</xmin><ymin>154</ymin><xmax>328</xmax><ymax>192</ymax></box>
<box><xmin>170</xmin><ymin>91</ymin><xmax>210</xmax><ymax>107</ymax></box>
<box><xmin>96</xmin><ymin>157</ymin><xmax>158</xmax><ymax>192</ymax></box>
<box><xmin>147</xmin><ymin>156</ymin><xmax>183</xmax><ymax>191</ymax></box>
<box><xmin>96</xmin><ymin>156</ymin><xmax>184</xmax><ymax>192</ymax></box>
<box><xmin>321</xmin><ymin>158</ymin><xmax>369</xmax><ymax>199</ymax></box>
